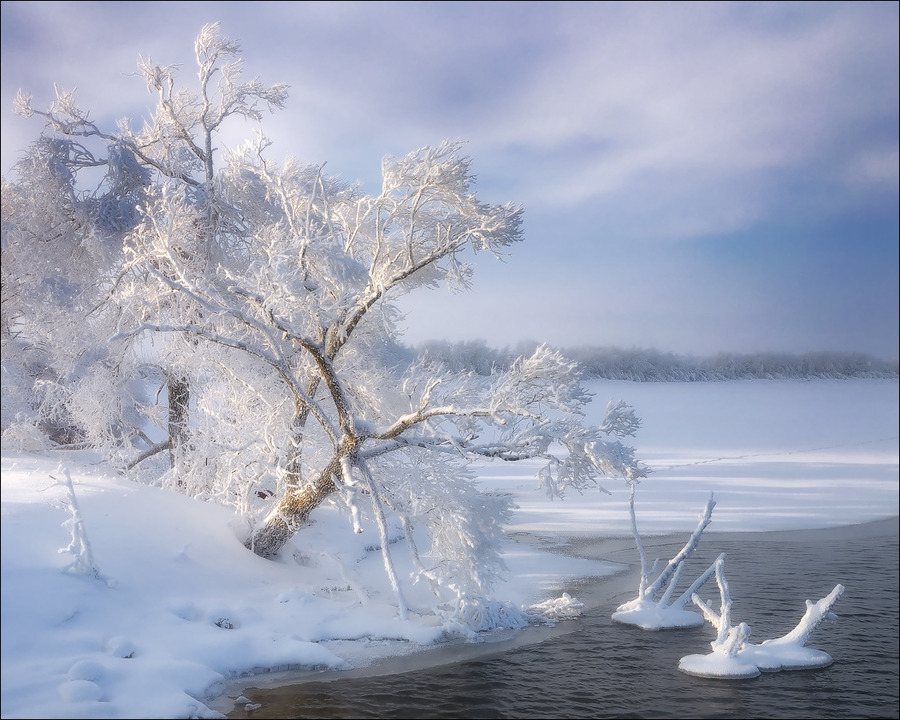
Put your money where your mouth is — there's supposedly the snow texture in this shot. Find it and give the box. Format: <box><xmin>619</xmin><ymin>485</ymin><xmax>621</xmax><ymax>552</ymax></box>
<box><xmin>2</xmin><ymin>378</ymin><xmax>898</xmax><ymax>717</ymax></box>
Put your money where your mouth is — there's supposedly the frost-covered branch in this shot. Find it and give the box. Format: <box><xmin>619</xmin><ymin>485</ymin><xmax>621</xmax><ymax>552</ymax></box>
<box><xmin>771</xmin><ymin>584</ymin><xmax>845</xmax><ymax>646</ymax></box>
<box><xmin>691</xmin><ymin>555</ymin><xmax>737</xmax><ymax>650</ymax></box>
<box><xmin>679</xmin><ymin>558</ymin><xmax>846</xmax><ymax>679</ymax></box>
<box><xmin>124</xmin><ymin>439</ymin><xmax>171</xmax><ymax>470</ymax></box>
<box><xmin>53</xmin><ymin>466</ymin><xmax>101</xmax><ymax>580</ymax></box>
<box><xmin>643</xmin><ymin>492</ymin><xmax>716</xmax><ymax>599</ymax></box>
<box><xmin>612</xmin><ymin>492</ymin><xmax>716</xmax><ymax>630</ymax></box>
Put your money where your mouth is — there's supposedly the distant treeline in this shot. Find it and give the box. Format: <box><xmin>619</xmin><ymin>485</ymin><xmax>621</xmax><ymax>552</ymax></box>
<box><xmin>416</xmin><ymin>340</ymin><xmax>900</xmax><ymax>381</ymax></box>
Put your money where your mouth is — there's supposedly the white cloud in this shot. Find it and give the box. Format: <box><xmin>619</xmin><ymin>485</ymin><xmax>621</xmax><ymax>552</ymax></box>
<box><xmin>2</xmin><ymin>1</ymin><xmax>896</xmax><ymax>356</ymax></box>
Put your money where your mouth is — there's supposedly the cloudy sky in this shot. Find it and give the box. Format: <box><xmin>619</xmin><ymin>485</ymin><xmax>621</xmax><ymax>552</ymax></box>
<box><xmin>2</xmin><ymin>1</ymin><xmax>897</xmax><ymax>358</ymax></box>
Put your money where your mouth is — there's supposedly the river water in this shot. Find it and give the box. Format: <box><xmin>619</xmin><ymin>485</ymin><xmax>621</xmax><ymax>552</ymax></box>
<box><xmin>223</xmin><ymin>519</ymin><xmax>899</xmax><ymax>719</ymax></box>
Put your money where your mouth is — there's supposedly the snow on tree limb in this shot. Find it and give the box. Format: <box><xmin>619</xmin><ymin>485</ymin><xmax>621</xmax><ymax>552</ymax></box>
<box><xmin>612</xmin><ymin>491</ymin><xmax>715</xmax><ymax>630</ymax></box>
<box><xmin>6</xmin><ymin>23</ymin><xmax>649</xmax><ymax>631</ymax></box>
<box><xmin>679</xmin><ymin>556</ymin><xmax>845</xmax><ymax>678</ymax></box>
<box><xmin>771</xmin><ymin>584</ymin><xmax>845</xmax><ymax>646</ymax></box>
<box><xmin>643</xmin><ymin>492</ymin><xmax>716</xmax><ymax>600</ymax></box>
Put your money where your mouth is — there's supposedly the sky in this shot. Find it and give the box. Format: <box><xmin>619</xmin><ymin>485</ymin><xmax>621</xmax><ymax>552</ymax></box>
<box><xmin>2</xmin><ymin>378</ymin><xmax>897</xmax><ymax>717</ymax></box>
<box><xmin>1</xmin><ymin>1</ymin><xmax>898</xmax><ymax>358</ymax></box>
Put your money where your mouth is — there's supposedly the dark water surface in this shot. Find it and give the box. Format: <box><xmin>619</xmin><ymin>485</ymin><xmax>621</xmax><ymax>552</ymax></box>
<box><xmin>224</xmin><ymin>519</ymin><xmax>899</xmax><ymax>719</ymax></box>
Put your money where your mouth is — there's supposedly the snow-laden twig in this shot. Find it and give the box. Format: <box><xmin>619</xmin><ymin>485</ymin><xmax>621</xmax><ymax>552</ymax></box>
<box><xmin>691</xmin><ymin>555</ymin><xmax>739</xmax><ymax>652</ymax></box>
<box><xmin>774</xmin><ymin>584</ymin><xmax>845</xmax><ymax>646</ymax></box>
<box><xmin>53</xmin><ymin>465</ymin><xmax>102</xmax><ymax>580</ymax></box>
<box><xmin>642</xmin><ymin>491</ymin><xmax>716</xmax><ymax>601</ymax></box>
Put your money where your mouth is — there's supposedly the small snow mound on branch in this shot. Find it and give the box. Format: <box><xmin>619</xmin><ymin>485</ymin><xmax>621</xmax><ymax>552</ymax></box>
<box><xmin>529</xmin><ymin>592</ymin><xmax>584</xmax><ymax>620</ymax></box>
<box><xmin>612</xmin><ymin>598</ymin><xmax>705</xmax><ymax>630</ymax></box>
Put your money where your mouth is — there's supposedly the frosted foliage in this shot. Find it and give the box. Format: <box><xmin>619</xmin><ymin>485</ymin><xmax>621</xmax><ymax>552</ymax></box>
<box><xmin>367</xmin><ymin>450</ymin><xmax>514</xmax><ymax>602</ymax></box>
<box><xmin>65</xmin><ymin>366</ymin><xmax>138</xmax><ymax>454</ymax></box>
<box><xmin>212</xmin><ymin>138</ymin><xmax>522</xmax><ymax>339</ymax></box>
<box><xmin>160</xmin><ymin>367</ymin><xmax>284</xmax><ymax>510</ymax></box>
<box><xmin>4</xmin><ymin>24</ymin><xmax>649</xmax><ymax>627</ymax></box>
<box><xmin>491</xmin><ymin>347</ymin><xmax>592</xmax><ymax>416</ymax></box>
<box><xmin>3</xmin><ymin>98</ymin><xmax>147</xmax><ymax>456</ymax></box>
<box><xmin>445</xmin><ymin>597</ymin><xmax>532</xmax><ymax>636</ymax></box>
<box><xmin>131</xmin><ymin>22</ymin><xmax>288</xmax><ymax>184</ymax></box>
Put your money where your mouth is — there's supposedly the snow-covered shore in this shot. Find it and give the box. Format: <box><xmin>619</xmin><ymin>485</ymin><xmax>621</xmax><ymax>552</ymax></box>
<box><xmin>216</xmin><ymin>516</ymin><xmax>898</xmax><ymax>719</ymax></box>
<box><xmin>0</xmin><ymin>449</ymin><xmax>621</xmax><ymax>720</ymax></box>
<box><xmin>2</xmin><ymin>378</ymin><xmax>897</xmax><ymax>719</ymax></box>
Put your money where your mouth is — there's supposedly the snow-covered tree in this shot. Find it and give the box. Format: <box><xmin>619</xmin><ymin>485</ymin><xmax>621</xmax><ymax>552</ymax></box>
<box><xmin>5</xmin><ymin>23</ymin><xmax>649</xmax><ymax>620</ymax></box>
<box><xmin>1</xmin><ymin>118</ymin><xmax>151</xmax><ymax>451</ymax></box>
<box><xmin>8</xmin><ymin>23</ymin><xmax>289</xmax><ymax>470</ymax></box>
<box><xmin>114</xmin><ymin>137</ymin><xmax>649</xmax><ymax>606</ymax></box>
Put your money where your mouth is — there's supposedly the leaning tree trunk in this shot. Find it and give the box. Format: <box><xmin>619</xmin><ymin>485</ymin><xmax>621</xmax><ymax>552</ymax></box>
<box><xmin>245</xmin><ymin>455</ymin><xmax>341</xmax><ymax>558</ymax></box>
<box><xmin>248</xmin><ymin>344</ymin><xmax>355</xmax><ymax>559</ymax></box>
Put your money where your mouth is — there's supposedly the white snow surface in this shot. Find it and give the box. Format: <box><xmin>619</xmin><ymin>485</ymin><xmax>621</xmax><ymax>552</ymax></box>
<box><xmin>2</xmin><ymin>379</ymin><xmax>898</xmax><ymax>717</ymax></box>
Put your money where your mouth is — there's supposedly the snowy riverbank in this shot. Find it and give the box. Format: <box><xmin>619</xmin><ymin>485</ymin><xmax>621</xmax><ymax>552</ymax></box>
<box><xmin>2</xmin><ymin>379</ymin><xmax>897</xmax><ymax>719</ymax></box>
<box><xmin>220</xmin><ymin>517</ymin><xmax>899</xmax><ymax>719</ymax></box>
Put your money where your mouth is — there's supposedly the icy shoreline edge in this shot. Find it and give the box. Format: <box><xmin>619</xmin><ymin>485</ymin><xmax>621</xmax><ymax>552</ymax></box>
<box><xmin>210</xmin><ymin>517</ymin><xmax>899</xmax><ymax>717</ymax></box>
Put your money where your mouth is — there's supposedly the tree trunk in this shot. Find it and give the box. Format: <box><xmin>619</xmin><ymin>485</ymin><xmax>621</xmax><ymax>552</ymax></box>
<box><xmin>246</xmin><ymin>456</ymin><xmax>341</xmax><ymax>558</ymax></box>
<box><xmin>283</xmin><ymin>411</ymin><xmax>310</xmax><ymax>489</ymax></box>
<box><xmin>167</xmin><ymin>375</ymin><xmax>190</xmax><ymax>474</ymax></box>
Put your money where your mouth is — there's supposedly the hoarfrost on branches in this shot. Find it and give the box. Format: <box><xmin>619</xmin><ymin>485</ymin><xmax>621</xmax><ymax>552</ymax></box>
<box><xmin>4</xmin><ymin>22</ymin><xmax>649</xmax><ymax>631</ymax></box>
<box><xmin>612</xmin><ymin>491</ymin><xmax>718</xmax><ymax>629</ymax></box>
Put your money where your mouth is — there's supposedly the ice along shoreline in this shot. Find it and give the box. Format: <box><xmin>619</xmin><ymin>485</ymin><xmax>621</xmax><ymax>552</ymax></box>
<box><xmin>215</xmin><ymin>517</ymin><xmax>899</xmax><ymax>717</ymax></box>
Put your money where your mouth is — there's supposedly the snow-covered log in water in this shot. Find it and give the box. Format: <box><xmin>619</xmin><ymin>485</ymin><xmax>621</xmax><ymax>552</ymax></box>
<box><xmin>679</xmin><ymin>555</ymin><xmax>845</xmax><ymax>679</ymax></box>
<box><xmin>612</xmin><ymin>491</ymin><xmax>719</xmax><ymax>629</ymax></box>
